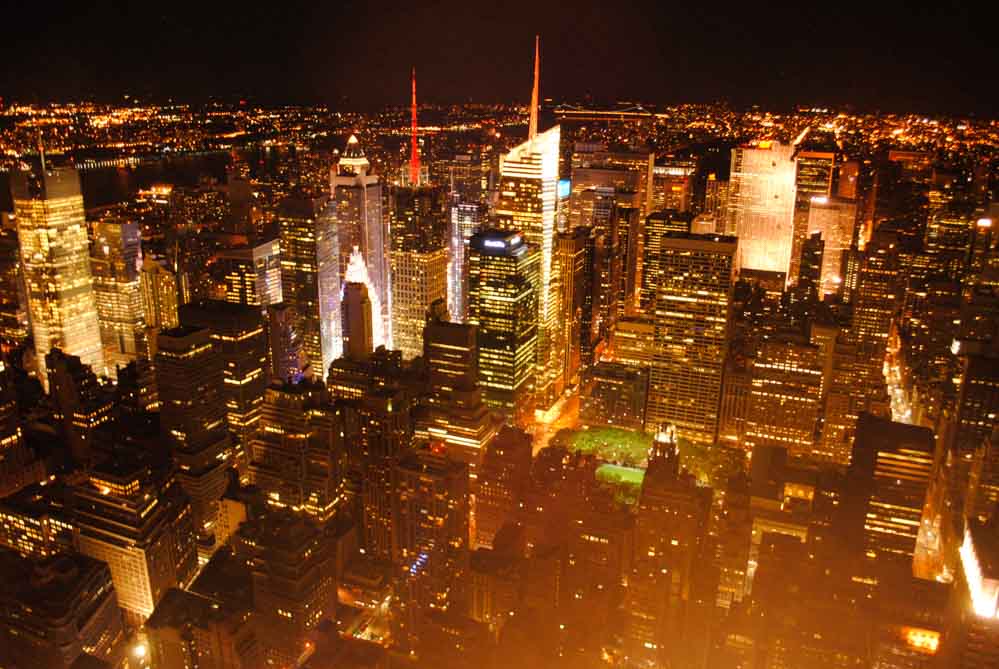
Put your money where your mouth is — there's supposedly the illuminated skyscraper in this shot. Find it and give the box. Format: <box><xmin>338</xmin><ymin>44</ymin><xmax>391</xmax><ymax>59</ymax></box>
<box><xmin>332</xmin><ymin>135</ymin><xmax>389</xmax><ymax>345</ymax></box>
<box><xmin>650</xmin><ymin>159</ymin><xmax>697</xmax><ymax>213</ymax></box>
<box><xmin>342</xmin><ymin>281</ymin><xmax>374</xmax><ymax>362</ymax></box>
<box><xmin>90</xmin><ymin>216</ymin><xmax>145</xmax><ymax>379</ymax></box>
<box><xmin>71</xmin><ymin>455</ymin><xmax>197</xmax><ymax>625</ymax></box>
<box><xmin>343</xmin><ymin>246</ymin><xmax>385</xmax><ymax>350</ymax></box>
<box><xmin>641</xmin><ymin>210</ymin><xmax>692</xmax><ymax>314</ymax></box>
<box><xmin>806</xmin><ymin>195</ymin><xmax>857</xmax><ymax>296</ymax></box>
<box><xmin>448</xmin><ymin>154</ymin><xmax>488</xmax><ymax>322</ymax></box>
<box><xmin>11</xmin><ymin>164</ymin><xmax>103</xmax><ymax>384</ymax></box>
<box><xmin>219</xmin><ymin>238</ymin><xmax>282</xmax><ymax>308</ymax></box>
<box><xmin>496</xmin><ymin>118</ymin><xmax>561</xmax><ymax>409</ymax></box>
<box><xmin>419</xmin><ymin>302</ymin><xmax>498</xmax><ymax>470</ymax></box>
<box><xmin>390</xmin><ymin>243</ymin><xmax>448</xmax><ymax>360</ymax></box>
<box><xmin>0</xmin><ymin>227</ymin><xmax>29</xmax><ymax>348</ymax></box>
<box><xmin>395</xmin><ymin>446</ymin><xmax>470</xmax><ymax>612</ymax></box>
<box><xmin>140</xmin><ymin>256</ymin><xmax>179</xmax><ymax>330</ymax></box>
<box><xmin>555</xmin><ymin>227</ymin><xmax>588</xmax><ymax>387</ymax></box>
<box><xmin>842</xmin><ymin>413</ymin><xmax>934</xmax><ymax>572</ymax></box>
<box><xmin>851</xmin><ymin>230</ymin><xmax>900</xmax><ymax>356</ymax></box>
<box><xmin>726</xmin><ymin>141</ymin><xmax>797</xmax><ymax>279</ymax></box>
<box><xmin>744</xmin><ymin>338</ymin><xmax>824</xmax><ymax>457</ymax></box>
<box><xmin>278</xmin><ymin>193</ymin><xmax>340</xmax><ymax>376</ymax></box>
<box><xmin>248</xmin><ymin>379</ymin><xmax>348</xmax><ymax>522</ymax></box>
<box><xmin>156</xmin><ymin>326</ymin><xmax>231</xmax><ymax>555</ymax></box>
<box><xmin>467</xmin><ymin>230</ymin><xmax>540</xmax><ymax>422</ymax></box>
<box><xmin>648</xmin><ymin>233</ymin><xmax>737</xmax><ymax>444</ymax></box>
<box><xmin>179</xmin><ymin>300</ymin><xmax>268</xmax><ymax>474</ymax></box>
<box><xmin>789</xmin><ymin>134</ymin><xmax>836</xmax><ymax>285</ymax></box>
<box><xmin>623</xmin><ymin>425</ymin><xmax>711</xmax><ymax>667</ymax></box>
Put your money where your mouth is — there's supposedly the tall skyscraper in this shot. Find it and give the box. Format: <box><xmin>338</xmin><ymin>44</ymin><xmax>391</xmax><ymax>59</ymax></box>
<box><xmin>448</xmin><ymin>153</ymin><xmax>488</xmax><ymax>322</ymax></box>
<box><xmin>179</xmin><ymin>300</ymin><xmax>269</xmax><ymax>474</ymax></box>
<box><xmin>467</xmin><ymin>230</ymin><xmax>541</xmax><ymax>422</ymax></box>
<box><xmin>90</xmin><ymin>216</ymin><xmax>145</xmax><ymax>379</ymax></box>
<box><xmin>71</xmin><ymin>455</ymin><xmax>197</xmax><ymax>625</ymax></box>
<box><xmin>342</xmin><ymin>281</ymin><xmax>374</xmax><ymax>361</ymax></box>
<box><xmin>156</xmin><ymin>327</ymin><xmax>232</xmax><ymax>554</ymax></box>
<box><xmin>140</xmin><ymin>256</ymin><xmax>179</xmax><ymax>330</ymax></box>
<box><xmin>842</xmin><ymin>413</ymin><xmax>934</xmax><ymax>573</ymax></box>
<box><xmin>650</xmin><ymin>159</ymin><xmax>697</xmax><ymax>213</ymax></box>
<box><xmin>219</xmin><ymin>238</ymin><xmax>283</xmax><ymax>308</ymax></box>
<box><xmin>11</xmin><ymin>164</ymin><xmax>102</xmax><ymax>384</ymax></box>
<box><xmin>419</xmin><ymin>303</ymin><xmax>498</xmax><ymax>470</ymax></box>
<box><xmin>647</xmin><ymin>233</ymin><xmax>737</xmax><ymax>444</ymax></box>
<box><xmin>789</xmin><ymin>133</ymin><xmax>836</xmax><ymax>285</ymax></box>
<box><xmin>278</xmin><ymin>193</ymin><xmax>340</xmax><ymax>376</ymax></box>
<box><xmin>744</xmin><ymin>338</ymin><xmax>824</xmax><ymax>457</ymax></box>
<box><xmin>726</xmin><ymin>141</ymin><xmax>797</xmax><ymax>280</ymax></box>
<box><xmin>641</xmin><ymin>210</ymin><xmax>692</xmax><ymax>314</ymax></box>
<box><xmin>0</xmin><ymin>227</ymin><xmax>29</xmax><ymax>348</ymax></box>
<box><xmin>495</xmin><ymin>44</ymin><xmax>561</xmax><ymax>409</ymax></box>
<box><xmin>390</xmin><ymin>243</ymin><xmax>447</xmax><ymax>360</ymax></box>
<box><xmin>248</xmin><ymin>379</ymin><xmax>348</xmax><ymax>522</ymax></box>
<box><xmin>332</xmin><ymin>135</ymin><xmax>389</xmax><ymax>345</ymax></box>
<box><xmin>806</xmin><ymin>195</ymin><xmax>858</xmax><ymax>297</ymax></box>
<box><xmin>555</xmin><ymin>227</ymin><xmax>588</xmax><ymax>387</ymax></box>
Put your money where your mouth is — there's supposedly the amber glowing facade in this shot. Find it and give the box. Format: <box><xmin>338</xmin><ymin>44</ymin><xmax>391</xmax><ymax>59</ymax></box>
<box><xmin>90</xmin><ymin>216</ymin><xmax>145</xmax><ymax>379</ymax></box>
<box><xmin>390</xmin><ymin>245</ymin><xmax>448</xmax><ymax>360</ymax></box>
<box><xmin>726</xmin><ymin>141</ymin><xmax>796</xmax><ymax>279</ymax></box>
<box><xmin>278</xmin><ymin>194</ymin><xmax>340</xmax><ymax>375</ymax></box>
<box><xmin>467</xmin><ymin>230</ymin><xmax>540</xmax><ymax>422</ymax></box>
<box><xmin>495</xmin><ymin>125</ymin><xmax>562</xmax><ymax>410</ymax></box>
<box><xmin>12</xmin><ymin>166</ymin><xmax>102</xmax><ymax>385</ymax></box>
<box><xmin>648</xmin><ymin>233</ymin><xmax>737</xmax><ymax>444</ymax></box>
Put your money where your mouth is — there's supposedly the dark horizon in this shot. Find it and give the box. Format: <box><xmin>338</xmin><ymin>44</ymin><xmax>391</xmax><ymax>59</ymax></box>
<box><xmin>2</xmin><ymin>0</ymin><xmax>996</xmax><ymax>116</ymax></box>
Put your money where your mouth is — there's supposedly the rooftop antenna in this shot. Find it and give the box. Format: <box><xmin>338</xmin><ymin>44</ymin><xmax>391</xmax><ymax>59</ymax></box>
<box><xmin>410</xmin><ymin>67</ymin><xmax>420</xmax><ymax>186</ymax></box>
<box><xmin>37</xmin><ymin>130</ymin><xmax>46</xmax><ymax>172</ymax></box>
<box><xmin>528</xmin><ymin>35</ymin><xmax>540</xmax><ymax>141</ymax></box>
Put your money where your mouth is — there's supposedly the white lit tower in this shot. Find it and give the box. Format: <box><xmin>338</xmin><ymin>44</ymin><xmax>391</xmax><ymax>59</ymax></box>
<box><xmin>332</xmin><ymin>135</ymin><xmax>391</xmax><ymax>347</ymax></box>
<box><xmin>495</xmin><ymin>36</ymin><xmax>563</xmax><ymax>410</ymax></box>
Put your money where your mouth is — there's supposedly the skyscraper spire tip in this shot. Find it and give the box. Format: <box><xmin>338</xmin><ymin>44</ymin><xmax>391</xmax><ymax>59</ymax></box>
<box><xmin>528</xmin><ymin>35</ymin><xmax>540</xmax><ymax>141</ymax></box>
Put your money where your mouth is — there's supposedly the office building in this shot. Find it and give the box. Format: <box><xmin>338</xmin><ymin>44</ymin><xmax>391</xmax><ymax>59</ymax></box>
<box><xmin>140</xmin><ymin>256</ymin><xmax>180</xmax><ymax>330</ymax></box>
<box><xmin>90</xmin><ymin>216</ymin><xmax>145</xmax><ymax>379</ymax></box>
<box><xmin>342</xmin><ymin>281</ymin><xmax>374</xmax><ymax>362</ymax></box>
<box><xmin>219</xmin><ymin>238</ymin><xmax>282</xmax><ymax>308</ymax></box>
<box><xmin>647</xmin><ymin>233</ymin><xmax>737</xmax><ymax>444</ymax></box>
<box><xmin>420</xmin><ymin>304</ymin><xmax>498</xmax><ymax>471</ymax></box>
<box><xmin>448</xmin><ymin>154</ymin><xmax>489</xmax><ymax>322</ymax></box>
<box><xmin>726</xmin><ymin>141</ymin><xmax>797</xmax><ymax>279</ymax></box>
<box><xmin>234</xmin><ymin>510</ymin><xmax>336</xmax><ymax>666</ymax></box>
<box><xmin>555</xmin><ymin>227</ymin><xmax>588</xmax><ymax>387</ymax></box>
<box><xmin>744</xmin><ymin>338</ymin><xmax>824</xmax><ymax>457</ymax></box>
<box><xmin>395</xmin><ymin>446</ymin><xmax>470</xmax><ymax>612</ymax></box>
<box><xmin>789</xmin><ymin>136</ymin><xmax>836</xmax><ymax>285</ymax></box>
<box><xmin>332</xmin><ymin>135</ymin><xmax>389</xmax><ymax>345</ymax></box>
<box><xmin>146</xmin><ymin>587</ymin><xmax>260</xmax><ymax>669</ymax></box>
<box><xmin>650</xmin><ymin>159</ymin><xmax>697</xmax><ymax>213</ymax></box>
<box><xmin>806</xmin><ymin>195</ymin><xmax>858</xmax><ymax>297</ymax></box>
<box><xmin>156</xmin><ymin>326</ymin><xmax>232</xmax><ymax>552</ymax></box>
<box><xmin>278</xmin><ymin>192</ymin><xmax>340</xmax><ymax>376</ymax></box>
<box><xmin>266</xmin><ymin>302</ymin><xmax>303</xmax><ymax>382</ymax></box>
<box><xmin>842</xmin><ymin>414</ymin><xmax>934</xmax><ymax>571</ymax></box>
<box><xmin>613</xmin><ymin>316</ymin><xmax>655</xmax><ymax>368</ymax></box>
<box><xmin>495</xmin><ymin>124</ymin><xmax>562</xmax><ymax>410</ymax></box>
<box><xmin>249</xmin><ymin>379</ymin><xmax>348</xmax><ymax>522</ymax></box>
<box><xmin>390</xmin><ymin>243</ymin><xmax>448</xmax><ymax>360</ymax></box>
<box><xmin>71</xmin><ymin>455</ymin><xmax>197</xmax><ymax>625</ymax></box>
<box><xmin>0</xmin><ymin>228</ymin><xmax>28</xmax><ymax>348</ymax></box>
<box><xmin>0</xmin><ymin>550</ymin><xmax>126</xmax><ymax>669</ymax></box>
<box><xmin>467</xmin><ymin>230</ymin><xmax>540</xmax><ymax>422</ymax></box>
<box><xmin>641</xmin><ymin>210</ymin><xmax>691</xmax><ymax>314</ymax></box>
<box><xmin>580</xmin><ymin>361</ymin><xmax>649</xmax><ymax>431</ymax></box>
<box><xmin>476</xmin><ymin>426</ymin><xmax>532</xmax><ymax>548</ymax></box>
<box><xmin>343</xmin><ymin>245</ymin><xmax>385</xmax><ymax>351</ymax></box>
<box><xmin>11</xmin><ymin>164</ymin><xmax>103</xmax><ymax>384</ymax></box>
<box><xmin>180</xmin><ymin>300</ymin><xmax>268</xmax><ymax>473</ymax></box>
<box><xmin>46</xmin><ymin>348</ymin><xmax>115</xmax><ymax>465</ymax></box>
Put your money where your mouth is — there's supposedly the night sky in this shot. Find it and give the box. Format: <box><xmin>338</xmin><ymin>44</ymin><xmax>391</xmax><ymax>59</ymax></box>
<box><xmin>1</xmin><ymin>0</ymin><xmax>995</xmax><ymax>115</ymax></box>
